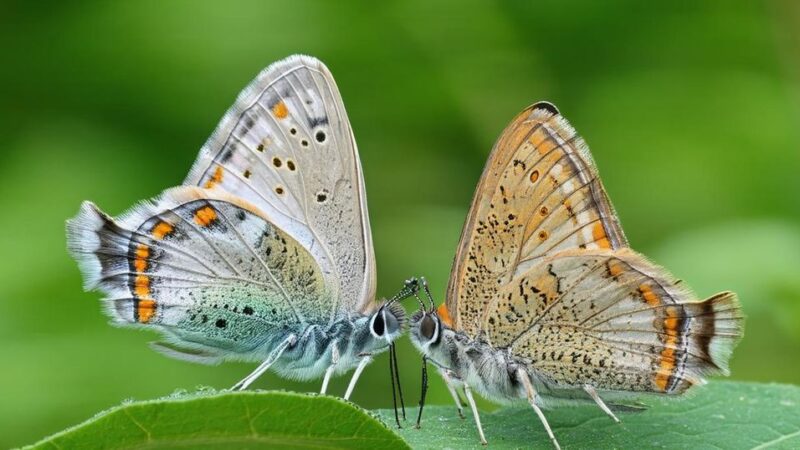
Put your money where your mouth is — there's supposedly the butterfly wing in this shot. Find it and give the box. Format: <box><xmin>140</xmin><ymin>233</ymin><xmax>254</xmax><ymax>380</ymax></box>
<box><xmin>446</xmin><ymin>103</ymin><xmax>627</xmax><ymax>335</ymax></box>
<box><xmin>483</xmin><ymin>248</ymin><xmax>742</xmax><ymax>394</ymax></box>
<box><xmin>184</xmin><ymin>55</ymin><xmax>375</xmax><ymax>317</ymax></box>
<box><xmin>447</xmin><ymin>103</ymin><xmax>742</xmax><ymax>394</ymax></box>
<box><xmin>67</xmin><ymin>186</ymin><xmax>330</xmax><ymax>359</ymax></box>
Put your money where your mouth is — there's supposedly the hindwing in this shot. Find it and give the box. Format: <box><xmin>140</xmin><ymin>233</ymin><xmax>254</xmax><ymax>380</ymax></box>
<box><xmin>68</xmin><ymin>187</ymin><xmax>330</xmax><ymax>355</ymax></box>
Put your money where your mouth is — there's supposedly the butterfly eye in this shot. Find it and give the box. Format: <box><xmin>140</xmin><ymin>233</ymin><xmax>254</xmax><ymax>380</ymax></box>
<box><xmin>370</xmin><ymin>310</ymin><xmax>386</xmax><ymax>337</ymax></box>
<box><xmin>419</xmin><ymin>314</ymin><xmax>439</xmax><ymax>343</ymax></box>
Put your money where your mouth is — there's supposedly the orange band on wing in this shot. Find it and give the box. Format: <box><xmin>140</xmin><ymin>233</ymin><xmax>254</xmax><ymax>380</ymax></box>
<box><xmin>607</xmin><ymin>260</ymin><xmax>624</xmax><ymax>278</ymax></box>
<box><xmin>194</xmin><ymin>206</ymin><xmax>217</xmax><ymax>227</ymax></box>
<box><xmin>204</xmin><ymin>165</ymin><xmax>224</xmax><ymax>188</ymax></box>
<box><xmin>529</xmin><ymin>127</ymin><xmax>558</xmax><ymax>156</ymax></box>
<box><xmin>437</xmin><ymin>303</ymin><xmax>454</xmax><ymax>328</ymax></box>
<box><xmin>134</xmin><ymin>244</ymin><xmax>149</xmax><ymax>273</ymax></box>
<box><xmin>592</xmin><ymin>222</ymin><xmax>611</xmax><ymax>249</ymax></box>
<box><xmin>655</xmin><ymin>306</ymin><xmax>680</xmax><ymax>391</ymax></box>
<box><xmin>134</xmin><ymin>274</ymin><xmax>150</xmax><ymax>298</ymax></box>
<box><xmin>638</xmin><ymin>283</ymin><xmax>660</xmax><ymax>307</ymax></box>
<box><xmin>137</xmin><ymin>299</ymin><xmax>156</xmax><ymax>324</ymax></box>
<box><xmin>152</xmin><ymin>221</ymin><xmax>174</xmax><ymax>239</ymax></box>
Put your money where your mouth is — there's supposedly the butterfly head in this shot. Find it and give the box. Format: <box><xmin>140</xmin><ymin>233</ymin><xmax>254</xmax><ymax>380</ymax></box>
<box><xmin>369</xmin><ymin>300</ymin><xmax>406</xmax><ymax>343</ymax></box>
<box><xmin>407</xmin><ymin>277</ymin><xmax>443</xmax><ymax>352</ymax></box>
<box><xmin>409</xmin><ymin>309</ymin><xmax>442</xmax><ymax>351</ymax></box>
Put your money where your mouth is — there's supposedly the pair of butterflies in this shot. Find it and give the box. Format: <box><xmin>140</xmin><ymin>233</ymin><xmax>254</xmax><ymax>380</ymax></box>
<box><xmin>67</xmin><ymin>55</ymin><xmax>743</xmax><ymax>448</ymax></box>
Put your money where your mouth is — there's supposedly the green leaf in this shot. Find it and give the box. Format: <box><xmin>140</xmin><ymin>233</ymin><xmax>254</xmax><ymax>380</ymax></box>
<box><xmin>378</xmin><ymin>381</ymin><xmax>800</xmax><ymax>449</ymax></box>
<box><xmin>24</xmin><ymin>382</ymin><xmax>800</xmax><ymax>449</ymax></box>
<box><xmin>27</xmin><ymin>390</ymin><xmax>408</xmax><ymax>450</ymax></box>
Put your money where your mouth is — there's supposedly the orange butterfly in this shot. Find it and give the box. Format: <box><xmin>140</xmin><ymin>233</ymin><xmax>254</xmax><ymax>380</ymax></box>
<box><xmin>408</xmin><ymin>102</ymin><xmax>743</xmax><ymax>448</ymax></box>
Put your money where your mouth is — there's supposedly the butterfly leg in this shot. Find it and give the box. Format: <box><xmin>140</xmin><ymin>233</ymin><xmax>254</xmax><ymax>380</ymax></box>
<box><xmin>440</xmin><ymin>369</ymin><xmax>465</xmax><ymax>419</ymax></box>
<box><xmin>231</xmin><ymin>334</ymin><xmax>297</xmax><ymax>391</ymax></box>
<box><xmin>320</xmin><ymin>343</ymin><xmax>340</xmax><ymax>395</ymax></box>
<box><xmin>344</xmin><ymin>353</ymin><xmax>373</xmax><ymax>400</ymax></box>
<box><xmin>462</xmin><ymin>382</ymin><xmax>488</xmax><ymax>445</ymax></box>
<box><xmin>584</xmin><ymin>384</ymin><xmax>620</xmax><ymax>423</ymax></box>
<box><xmin>517</xmin><ymin>368</ymin><xmax>561</xmax><ymax>450</ymax></box>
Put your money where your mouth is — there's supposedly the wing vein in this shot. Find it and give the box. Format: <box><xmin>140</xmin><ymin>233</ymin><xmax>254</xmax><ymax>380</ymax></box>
<box><xmin>508</xmin><ymin>257</ymin><xmax>607</xmax><ymax>346</ymax></box>
<box><xmin>216</xmin><ymin>206</ymin><xmax>305</xmax><ymax>323</ymax></box>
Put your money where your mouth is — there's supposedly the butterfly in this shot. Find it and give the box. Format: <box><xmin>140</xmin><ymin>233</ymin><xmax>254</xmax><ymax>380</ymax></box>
<box><xmin>66</xmin><ymin>55</ymin><xmax>409</xmax><ymax>398</ymax></box>
<box><xmin>408</xmin><ymin>102</ymin><xmax>743</xmax><ymax>448</ymax></box>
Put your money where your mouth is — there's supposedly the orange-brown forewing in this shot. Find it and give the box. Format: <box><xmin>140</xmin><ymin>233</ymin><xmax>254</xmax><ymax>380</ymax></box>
<box><xmin>445</xmin><ymin>103</ymin><xmax>627</xmax><ymax>336</ymax></box>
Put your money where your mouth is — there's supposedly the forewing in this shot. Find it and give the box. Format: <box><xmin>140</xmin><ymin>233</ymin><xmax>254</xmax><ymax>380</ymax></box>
<box><xmin>447</xmin><ymin>103</ymin><xmax>627</xmax><ymax>335</ymax></box>
<box><xmin>484</xmin><ymin>249</ymin><xmax>742</xmax><ymax>394</ymax></box>
<box><xmin>67</xmin><ymin>186</ymin><xmax>330</xmax><ymax>355</ymax></box>
<box><xmin>184</xmin><ymin>55</ymin><xmax>375</xmax><ymax>315</ymax></box>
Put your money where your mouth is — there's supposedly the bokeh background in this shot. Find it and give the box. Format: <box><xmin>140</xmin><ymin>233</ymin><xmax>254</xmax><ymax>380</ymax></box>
<box><xmin>2</xmin><ymin>1</ymin><xmax>800</xmax><ymax>447</ymax></box>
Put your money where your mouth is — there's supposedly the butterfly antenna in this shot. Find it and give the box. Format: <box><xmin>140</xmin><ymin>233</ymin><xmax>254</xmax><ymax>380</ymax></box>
<box><xmin>412</xmin><ymin>291</ymin><xmax>425</xmax><ymax>311</ymax></box>
<box><xmin>391</xmin><ymin>342</ymin><xmax>406</xmax><ymax>420</ymax></box>
<box><xmin>416</xmin><ymin>355</ymin><xmax>429</xmax><ymax>429</ymax></box>
<box><xmin>388</xmin><ymin>277</ymin><xmax>420</xmax><ymax>307</ymax></box>
<box><xmin>420</xmin><ymin>277</ymin><xmax>436</xmax><ymax>311</ymax></box>
<box><xmin>401</xmin><ymin>277</ymin><xmax>426</xmax><ymax>311</ymax></box>
<box><xmin>388</xmin><ymin>343</ymin><xmax>403</xmax><ymax>428</ymax></box>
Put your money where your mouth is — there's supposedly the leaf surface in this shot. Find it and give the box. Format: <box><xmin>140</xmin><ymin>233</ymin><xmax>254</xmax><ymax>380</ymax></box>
<box><xmin>377</xmin><ymin>381</ymin><xmax>800</xmax><ymax>449</ymax></box>
<box><xmin>28</xmin><ymin>390</ymin><xmax>408</xmax><ymax>450</ymax></box>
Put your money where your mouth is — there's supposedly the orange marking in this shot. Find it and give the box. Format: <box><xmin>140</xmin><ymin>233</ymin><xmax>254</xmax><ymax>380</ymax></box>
<box><xmin>437</xmin><ymin>303</ymin><xmax>454</xmax><ymax>328</ymax></box>
<box><xmin>664</xmin><ymin>316</ymin><xmax>680</xmax><ymax>332</ymax></box>
<box><xmin>204</xmin><ymin>165</ymin><xmax>224</xmax><ymax>188</ymax></box>
<box><xmin>638</xmin><ymin>283</ymin><xmax>661</xmax><ymax>307</ymax></box>
<box><xmin>152</xmin><ymin>221</ymin><xmax>174</xmax><ymax>240</ymax></box>
<box><xmin>607</xmin><ymin>260</ymin><xmax>623</xmax><ymax>277</ymax></box>
<box><xmin>592</xmin><ymin>222</ymin><xmax>611</xmax><ymax>248</ymax></box>
<box><xmin>272</xmin><ymin>101</ymin><xmax>288</xmax><ymax>119</ymax></box>
<box><xmin>529</xmin><ymin>128</ymin><xmax>557</xmax><ymax>155</ymax></box>
<box><xmin>134</xmin><ymin>274</ymin><xmax>150</xmax><ymax>298</ymax></box>
<box><xmin>134</xmin><ymin>244</ymin><xmax>149</xmax><ymax>273</ymax></box>
<box><xmin>655</xmin><ymin>306</ymin><xmax>680</xmax><ymax>391</ymax></box>
<box><xmin>538</xmin><ymin>230</ymin><xmax>549</xmax><ymax>241</ymax></box>
<box><xmin>529</xmin><ymin>170</ymin><xmax>540</xmax><ymax>183</ymax></box>
<box><xmin>194</xmin><ymin>206</ymin><xmax>217</xmax><ymax>227</ymax></box>
<box><xmin>137</xmin><ymin>299</ymin><xmax>156</xmax><ymax>323</ymax></box>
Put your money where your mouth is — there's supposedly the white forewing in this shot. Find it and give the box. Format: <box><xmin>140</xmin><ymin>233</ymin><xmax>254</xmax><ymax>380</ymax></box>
<box><xmin>184</xmin><ymin>55</ymin><xmax>376</xmax><ymax>317</ymax></box>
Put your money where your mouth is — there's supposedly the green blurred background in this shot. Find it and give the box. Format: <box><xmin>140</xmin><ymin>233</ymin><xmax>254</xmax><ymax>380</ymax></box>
<box><xmin>3</xmin><ymin>1</ymin><xmax>800</xmax><ymax>447</ymax></box>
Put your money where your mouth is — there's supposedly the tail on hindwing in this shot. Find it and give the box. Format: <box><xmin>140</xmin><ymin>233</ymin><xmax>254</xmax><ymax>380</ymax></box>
<box><xmin>66</xmin><ymin>201</ymin><xmax>143</xmax><ymax>323</ymax></box>
<box><xmin>686</xmin><ymin>292</ymin><xmax>743</xmax><ymax>374</ymax></box>
<box><xmin>663</xmin><ymin>291</ymin><xmax>743</xmax><ymax>394</ymax></box>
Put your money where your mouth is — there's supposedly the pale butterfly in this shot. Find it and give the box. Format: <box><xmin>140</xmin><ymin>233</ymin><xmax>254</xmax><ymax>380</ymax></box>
<box><xmin>407</xmin><ymin>102</ymin><xmax>743</xmax><ymax>448</ymax></box>
<box><xmin>67</xmin><ymin>55</ymin><xmax>411</xmax><ymax>399</ymax></box>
